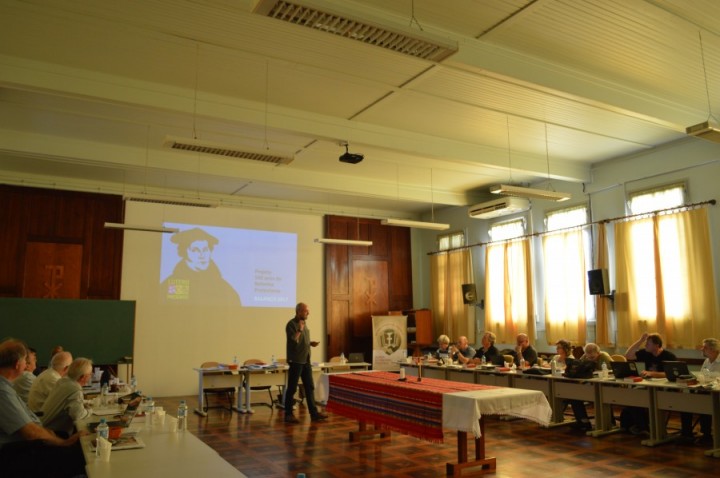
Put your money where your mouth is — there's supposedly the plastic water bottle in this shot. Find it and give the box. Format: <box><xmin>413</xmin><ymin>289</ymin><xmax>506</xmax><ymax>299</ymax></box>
<box><xmin>601</xmin><ymin>362</ymin><xmax>609</xmax><ymax>379</ymax></box>
<box><xmin>519</xmin><ymin>357</ymin><xmax>526</xmax><ymax>369</ymax></box>
<box><xmin>130</xmin><ymin>375</ymin><xmax>137</xmax><ymax>393</ymax></box>
<box><xmin>233</xmin><ymin>355</ymin><xmax>239</xmax><ymax>367</ymax></box>
<box><xmin>96</xmin><ymin>418</ymin><xmax>109</xmax><ymax>455</ymax></box>
<box><xmin>340</xmin><ymin>352</ymin><xmax>346</xmax><ymax>364</ymax></box>
<box><xmin>101</xmin><ymin>383</ymin><xmax>109</xmax><ymax>407</ymax></box>
<box><xmin>177</xmin><ymin>400</ymin><xmax>188</xmax><ymax>431</ymax></box>
<box><xmin>481</xmin><ymin>355</ymin><xmax>486</xmax><ymax>365</ymax></box>
<box><xmin>271</xmin><ymin>355</ymin><xmax>276</xmax><ymax>366</ymax></box>
<box><xmin>551</xmin><ymin>358</ymin><xmax>558</xmax><ymax>376</ymax></box>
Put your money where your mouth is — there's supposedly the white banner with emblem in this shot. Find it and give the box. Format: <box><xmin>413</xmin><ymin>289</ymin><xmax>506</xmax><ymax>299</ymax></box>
<box><xmin>371</xmin><ymin>315</ymin><xmax>407</xmax><ymax>371</ymax></box>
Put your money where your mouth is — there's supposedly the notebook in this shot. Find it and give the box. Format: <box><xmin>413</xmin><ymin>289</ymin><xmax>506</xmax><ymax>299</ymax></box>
<box><xmin>610</xmin><ymin>361</ymin><xmax>639</xmax><ymax>379</ymax></box>
<box><xmin>88</xmin><ymin>403</ymin><xmax>139</xmax><ymax>432</ymax></box>
<box><xmin>663</xmin><ymin>361</ymin><xmax>691</xmax><ymax>382</ymax></box>
<box><xmin>91</xmin><ymin>435</ymin><xmax>145</xmax><ymax>451</ymax></box>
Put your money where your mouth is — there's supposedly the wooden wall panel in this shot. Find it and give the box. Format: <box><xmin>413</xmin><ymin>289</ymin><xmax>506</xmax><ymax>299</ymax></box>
<box><xmin>324</xmin><ymin>215</ymin><xmax>413</xmax><ymax>360</ymax></box>
<box><xmin>0</xmin><ymin>185</ymin><xmax>124</xmax><ymax>299</ymax></box>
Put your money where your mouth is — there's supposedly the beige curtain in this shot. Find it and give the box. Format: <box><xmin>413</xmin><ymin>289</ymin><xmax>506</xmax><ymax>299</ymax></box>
<box><xmin>484</xmin><ymin>239</ymin><xmax>535</xmax><ymax>344</ymax></box>
<box><xmin>542</xmin><ymin>228</ymin><xmax>587</xmax><ymax>345</ymax></box>
<box><xmin>615</xmin><ymin>208</ymin><xmax>718</xmax><ymax>347</ymax></box>
<box><xmin>594</xmin><ymin>223</ymin><xmax>612</xmax><ymax>346</ymax></box>
<box><xmin>430</xmin><ymin>249</ymin><xmax>475</xmax><ymax>343</ymax></box>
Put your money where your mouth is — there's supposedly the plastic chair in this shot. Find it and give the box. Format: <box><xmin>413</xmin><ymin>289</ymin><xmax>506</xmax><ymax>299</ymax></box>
<box><xmin>243</xmin><ymin>359</ymin><xmax>274</xmax><ymax>409</ymax></box>
<box><xmin>200</xmin><ymin>361</ymin><xmax>235</xmax><ymax>413</ymax></box>
<box><xmin>610</xmin><ymin>354</ymin><xmax>627</xmax><ymax>362</ymax></box>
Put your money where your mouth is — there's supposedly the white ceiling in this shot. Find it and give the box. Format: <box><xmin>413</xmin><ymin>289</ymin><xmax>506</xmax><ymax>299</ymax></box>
<box><xmin>0</xmin><ymin>0</ymin><xmax>718</xmax><ymax>216</ymax></box>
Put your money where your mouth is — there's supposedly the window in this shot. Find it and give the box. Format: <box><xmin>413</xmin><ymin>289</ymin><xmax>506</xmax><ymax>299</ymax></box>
<box><xmin>488</xmin><ymin>219</ymin><xmax>524</xmax><ymax>241</ymax></box>
<box><xmin>542</xmin><ymin>205</ymin><xmax>591</xmax><ymax>343</ymax></box>
<box><xmin>485</xmin><ymin>218</ymin><xmax>534</xmax><ymax>342</ymax></box>
<box><xmin>438</xmin><ymin>231</ymin><xmax>465</xmax><ymax>251</ymax></box>
<box><xmin>615</xmin><ymin>182</ymin><xmax>716</xmax><ymax>347</ymax></box>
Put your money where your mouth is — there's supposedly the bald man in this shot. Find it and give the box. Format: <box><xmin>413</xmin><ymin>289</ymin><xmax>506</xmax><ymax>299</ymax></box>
<box><xmin>27</xmin><ymin>351</ymin><xmax>72</xmax><ymax>412</ymax></box>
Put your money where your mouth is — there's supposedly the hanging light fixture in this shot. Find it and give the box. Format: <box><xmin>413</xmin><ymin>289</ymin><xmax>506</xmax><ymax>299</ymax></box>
<box><xmin>490</xmin><ymin>123</ymin><xmax>571</xmax><ymax>202</ymax></box>
<box><xmin>315</xmin><ymin>217</ymin><xmax>373</xmax><ymax>246</ymax></box>
<box><xmin>686</xmin><ymin>31</ymin><xmax>720</xmax><ymax>143</ymax></box>
<box><xmin>383</xmin><ymin>168</ymin><xmax>450</xmax><ymax>230</ymax></box>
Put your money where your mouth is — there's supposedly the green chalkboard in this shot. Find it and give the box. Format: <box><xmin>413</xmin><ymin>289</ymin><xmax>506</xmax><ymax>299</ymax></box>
<box><xmin>0</xmin><ymin>298</ymin><xmax>135</xmax><ymax>365</ymax></box>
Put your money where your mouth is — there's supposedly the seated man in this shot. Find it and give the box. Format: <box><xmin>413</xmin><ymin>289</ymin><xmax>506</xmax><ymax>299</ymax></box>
<box><xmin>0</xmin><ymin>339</ymin><xmax>86</xmax><ymax>478</ymax></box>
<box><xmin>515</xmin><ymin>333</ymin><xmax>538</xmax><ymax>366</ymax></box>
<box><xmin>567</xmin><ymin>343</ymin><xmax>612</xmax><ymax>431</ymax></box>
<box><xmin>27</xmin><ymin>351</ymin><xmax>72</xmax><ymax>412</ymax></box>
<box><xmin>680</xmin><ymin>337</ymin><xmax>719</xmax><ymax>443</ymax></box>
<box><xmin>449</xmin><ymin>336</ymin><xmax>476</xmax><ymax>365</ymax></box>
<box><xmin>622</xmin><ymin>332</ymin><xmax>676</xmax><ymax>434</ymax></box>
<box><xmin>12</xmin><ymin>347</ymin><xmax>36</xmax><ymax>404</ymax></box>
<box><xmin>471</xmin><ymin>332</ymin><xmax>499</xmax><ymax>364</ymax></box>
<box><xmin>41</xmin><ymin>357</ymin><xmax>93</xmax><ymax>436</ymax></box>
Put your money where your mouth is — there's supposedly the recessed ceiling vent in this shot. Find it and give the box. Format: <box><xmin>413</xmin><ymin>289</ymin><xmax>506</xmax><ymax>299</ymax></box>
<box><xmin>165</xmin><ymin>137</ymin><xmax>294</xmax><ymax>165</ymax></box>
<box><xmin>252</xmin><ymin>0</ymin><xmax>458</xmax><ymax>62</ymax></box>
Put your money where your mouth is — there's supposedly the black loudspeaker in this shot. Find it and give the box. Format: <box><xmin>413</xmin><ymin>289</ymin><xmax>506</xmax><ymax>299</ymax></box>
<box><xmin>587</xmin><ymin>269</ymin><xmax>609</xmax><ymax>295</ymax></box>
<box><xmin>461</xmin><ymin>283</ymin><xmax>477</xmax><ymax>304</ymax></box>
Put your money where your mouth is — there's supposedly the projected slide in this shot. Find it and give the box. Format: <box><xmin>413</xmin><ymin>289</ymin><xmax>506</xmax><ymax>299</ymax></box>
<box><xmin>159</xmin><ymin>223</ymin><xmax>297</xmax><ymax>307</ymax></box>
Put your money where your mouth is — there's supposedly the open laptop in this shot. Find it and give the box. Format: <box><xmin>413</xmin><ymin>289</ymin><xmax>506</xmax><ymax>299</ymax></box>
<box><xmin>348</xmin><ymin>352</ymin><xmax>364</xmax><ymax>363</ymax></box>
<box><xmin>88</xmin><ymin>402</ymin><xmax>139</xmax><ymax>432</ymax></box>
<box><xmin>663</xmin><ymin>361</ymin><xmax>691</xmax><ymax>382</ymax></box>
<box><xmin>610</xmin><ymin>361</ymin><xmax>639</xmax><ymax>379</ymax></box>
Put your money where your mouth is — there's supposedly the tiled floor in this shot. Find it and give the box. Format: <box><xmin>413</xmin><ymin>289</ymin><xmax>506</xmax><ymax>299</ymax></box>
<box><xmin>153</xmin><ymin>396</ymin><xmax>718</xmax><ymax>477</ymax></box>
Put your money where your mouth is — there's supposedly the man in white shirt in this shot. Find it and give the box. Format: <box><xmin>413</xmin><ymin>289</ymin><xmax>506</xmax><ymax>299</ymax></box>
<box><xmin>12</xmin><ymin>347</ymin><xmax>36</xmax><ymax>403</ymax></box>
<box><xmin>41</xmin><ymin>358</ymin><xmax>93</xmax><ymax>436</ymax></box>
<box><xmin>27</xmin><ymin>351</ymin><xmax>72</xmax><ymax>412</ymax></box>
<box><xmin>680</xmin><ymin>337</ymin><xmax>719</xmax><ymax>443</ymax></box>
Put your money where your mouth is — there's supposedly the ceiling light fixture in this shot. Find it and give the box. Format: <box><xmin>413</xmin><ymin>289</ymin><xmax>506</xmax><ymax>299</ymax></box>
<box><xmin>380</xmin><ymin>218</ymin><xmax>449</xmax><ymax>230</ymax></box>
<box><xmin>314</xmin><ymin>238</ymin><xmax>373</xmax><ymax>246</ymax></box>
<box><xmin>104</xmin><ymin>222</ymin><xmax>179</xmax><ymax>234</ymax></box>
<box><xmin>491</xmin><ymin>124</ymin><xmax>571</xmax><ymax>202</ymax></box>
<box><xmin>686</xmin><ymin>31</ymin><xmax>720</xmax><ymax>144</ymax></box>
<box><xmin>382</xmin><ymin>168</ymin><xmax>450</xmax><ymax>230</ymax></box>
<box><xmin>489</xmin><ymin>184</ymin><xmax>571</xmax><ymax>202</ymax></box>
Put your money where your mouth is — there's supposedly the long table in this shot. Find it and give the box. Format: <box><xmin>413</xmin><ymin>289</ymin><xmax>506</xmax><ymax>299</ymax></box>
<box><xmin>401</xmin><ymin>363</ymin><xmax>720</xmax><ymax>457</ymax></box>
<box><xmin>326</xmin><ymin>371</ymin><xmax>551</xmax><ymax>476</ymax></box>
<box><xmin>79</xmin><ymin>410</ymin><xmax>245</xmax><ymax>477</ymax></box>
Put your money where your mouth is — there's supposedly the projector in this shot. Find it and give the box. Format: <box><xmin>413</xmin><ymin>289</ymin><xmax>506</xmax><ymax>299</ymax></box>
<box><xmin>339</xmin><ymin>152</ymin><xmax>364</xmax><ymax>164</ymax></box>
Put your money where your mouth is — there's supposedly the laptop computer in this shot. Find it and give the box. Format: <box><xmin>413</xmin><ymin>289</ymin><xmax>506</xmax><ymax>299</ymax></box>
<box><xmin>88</xmin><ymin>403</ymin><xmax>139</xmax><ymax>432</ymax></box>
<box><xmin>348</xmin><ymin>353</ymin><xmax>364</xmax><ymax>363</ymax></box>
<box><xmin>610</xmin><ymin>361</ymin><xmax>639</xmax><ymax>379</ymax></box>
<box><xmin>663</xmin><ymin>361</ymin><xmax>691</xmax><ymax>382</ymax></box>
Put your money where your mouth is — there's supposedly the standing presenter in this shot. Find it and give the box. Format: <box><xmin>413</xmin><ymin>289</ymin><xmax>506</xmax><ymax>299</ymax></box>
<box><xmin>283</xmin><ymin>303</ymin><xmax>328</xmax><ymax>423</ymax></box>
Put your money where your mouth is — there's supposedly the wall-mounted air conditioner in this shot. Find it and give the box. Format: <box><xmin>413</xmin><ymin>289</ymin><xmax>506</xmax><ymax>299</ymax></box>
<box><xmin>468</xmin><ymin>197</ymin><xmax>530</xmax><ymax>219</ymax></box>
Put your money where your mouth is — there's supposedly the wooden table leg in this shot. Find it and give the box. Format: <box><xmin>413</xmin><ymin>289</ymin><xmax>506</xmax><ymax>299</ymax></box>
<box><xmin>446</xmin><ymin>417</ymin><xmax>496</xmax><ymax>477</ymax></box>
<box><xmin>349</xmin><ymin>420</ymin><xmax>391</xmax><ymax>442</ymax></box>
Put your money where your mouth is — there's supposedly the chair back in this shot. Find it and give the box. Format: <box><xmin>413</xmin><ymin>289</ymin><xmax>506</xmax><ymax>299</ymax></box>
<box><xmin>610</xmin><ymin>354</ymin><xmax>627</xmax><ymax>362</ymax></box>
<box><xmin>503</xmin><ymin>354</ymin><xmax>515</xmax><ymax>365</ymax></box>
<box><xmin>201</xmin><ymin>361</ymin><xmax>220</xmax><ymax>368</ymax></box>
<box><xmin>243</xmin><ymin>358</ymin><xmax>265</xmax><ymax>366</ymax></box>
<box><xmin>329</xmin><ymin>356</ymin><xmax>344</xmax><ymax>363</ymax></box>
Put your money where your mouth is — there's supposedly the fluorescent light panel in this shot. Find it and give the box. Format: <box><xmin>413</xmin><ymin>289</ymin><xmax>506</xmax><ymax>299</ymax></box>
<box><xmin>381</xmin><ymin>218</ymin><xmax>450</xmax><ymax>231</ymax></box>
<box><xmin>104</xmin><ymin>222</ymin><xmax>179</xmax><ymax>234</ymax></box>
<box><xmin>314</xmin><ymin>238</ymin><xmax>373</xmax><ymax>246</ymax></box>
<box><xmin>489</xmin><ymin>184</ymin><xmax>571</xmax><ymax>202</ymax></box>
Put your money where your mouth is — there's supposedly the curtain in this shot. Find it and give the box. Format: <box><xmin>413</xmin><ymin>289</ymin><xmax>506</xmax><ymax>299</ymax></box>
<box><xmin>542</xmin><ymin>228</ymin><xmax>587</xmax><ymax>344</ymax></box>
<box><xmin>430</xmin><ymin>249</ymin><xmax>475</xmax><ymax>343</ymax></box>
<box><xmin>594</xmin><ymin>223</ymin><xmax>612</xmax><ymax>346</ymax></box>
<box><xmin>484</xmin><ymin>239</ymin><xmax>535</xmax><ymax>344</ymax></box>
<box><xmin>615</xmin><ymin>208</ymin><xmax>718</xmax><ymax>347</ymax></box>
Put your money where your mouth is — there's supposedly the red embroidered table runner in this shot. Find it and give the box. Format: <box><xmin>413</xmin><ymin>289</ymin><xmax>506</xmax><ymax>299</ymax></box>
<box><xmin>326</xmin><ymin>371</ymin><xmax>498</xmax><ymax>442</ymax></box>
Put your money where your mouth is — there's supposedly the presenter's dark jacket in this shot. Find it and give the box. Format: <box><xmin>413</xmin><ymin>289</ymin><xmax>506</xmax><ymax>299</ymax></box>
<box><xmin>286</xmin><ymin>318</ymin><xmax>311</xmax><ymax>364</ymax></box>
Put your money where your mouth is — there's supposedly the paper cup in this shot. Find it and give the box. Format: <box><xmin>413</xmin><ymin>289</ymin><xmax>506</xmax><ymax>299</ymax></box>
<box><xmin>153</xmin><ymin>409</ymin><xmax>166</xmax><ymax>426</ymax></box>
<box><xmin>97</xmin><ymin>437</ymin><xmax>112</xmax><ymax>462</ymax></box>
<box><xmin>166</xmin><ymin>415</ymin><xmax>178</xmax><ymax>432</ymax></box>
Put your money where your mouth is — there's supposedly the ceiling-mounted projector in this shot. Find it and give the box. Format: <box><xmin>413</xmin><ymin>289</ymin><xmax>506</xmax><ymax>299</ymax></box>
<box><xmin>339</xmin><ymin>144</ymin><xmax>364</xmax><ymax>164</ymax></box>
